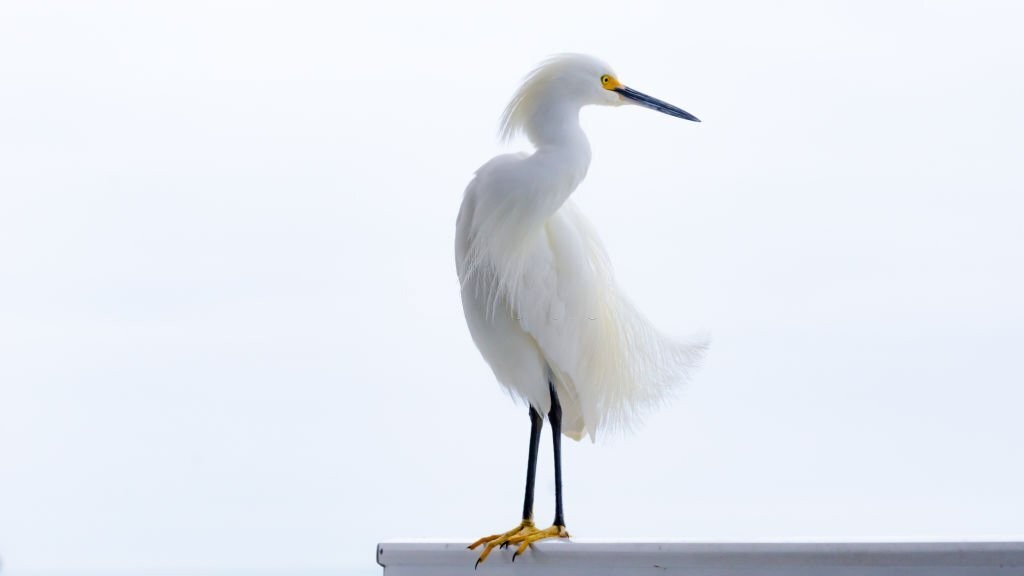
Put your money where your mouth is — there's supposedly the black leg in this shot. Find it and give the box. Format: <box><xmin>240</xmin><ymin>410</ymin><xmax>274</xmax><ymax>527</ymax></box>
<box><xmin>548</xmin><ymin>382</ymin><xmax>565</xmax><ymax>527</ymax></box>
<box><xmin>521</xmin><ymin>405</ymin><xmax>544</xmax><ymax>522</ymax></box>
<box><xmin>469</xmin><ymin>405</ymin><xmax>548</xmax><ymax>567</ymax></box>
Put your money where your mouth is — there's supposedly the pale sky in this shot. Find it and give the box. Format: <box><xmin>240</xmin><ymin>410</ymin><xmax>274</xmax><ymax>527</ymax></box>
<box><xmin>1</xmin><ymin>1</ymin><xmax>1022</xmax><ymax>575</ymax></box>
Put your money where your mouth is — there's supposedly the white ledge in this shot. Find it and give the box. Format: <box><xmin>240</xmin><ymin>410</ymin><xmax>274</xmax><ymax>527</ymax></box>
<box><xmin>377</xmin><ymin>539</ymin><xmax>1024</xmax><ymax>575</ymax></box>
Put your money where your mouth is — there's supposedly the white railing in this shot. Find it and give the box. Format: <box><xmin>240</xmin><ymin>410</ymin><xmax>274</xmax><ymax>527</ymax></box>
<box><xmin>377</xmin><ymin>539</ymin><xmax>1024</xmax><ymax>575</ymax></box>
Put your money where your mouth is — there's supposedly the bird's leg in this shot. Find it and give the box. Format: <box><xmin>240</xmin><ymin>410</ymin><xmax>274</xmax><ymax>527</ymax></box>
<box><xmin>468</xmin><ymin>404</ymin><xmax>544</xmax><ymax>567</ymax></box>
<box><xmin>507</xmin><ymin>382</ymin><xmax>571</xmax><ymax>561</ymax></box>
<box><xmin>551</xmin><ymin>381</ymin><xmax>566</xmax><ymax>530</ymax></box>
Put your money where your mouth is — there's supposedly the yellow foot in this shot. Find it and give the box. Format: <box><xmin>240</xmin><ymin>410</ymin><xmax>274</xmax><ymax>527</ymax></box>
<box><xmin>468</xmin><ymin>520</ymin><xmax>533</xmax><ymax>567</ymax></box>
<box><xmin>507</xmin><ymin>524</ymin><xmax>570</xmax><ymax>561</ymax></box>
<box><xmin>467</xmin><ymin>521</ymin><xmax>570</xmax><ymax>567</ymax></box>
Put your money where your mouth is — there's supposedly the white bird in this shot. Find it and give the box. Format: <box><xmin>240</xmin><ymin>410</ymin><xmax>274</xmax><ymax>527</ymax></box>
<box><xmin>456</xmin><ymin>54</ymin><xmax>706</xmax><ymax>566</ymax></box>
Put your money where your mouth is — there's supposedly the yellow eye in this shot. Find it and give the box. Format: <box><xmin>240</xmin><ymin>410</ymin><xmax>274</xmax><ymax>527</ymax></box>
<box><xmin>600</xmin><ymin>74</ymin><xmax>621</xmax><ymax>90</ymax></box>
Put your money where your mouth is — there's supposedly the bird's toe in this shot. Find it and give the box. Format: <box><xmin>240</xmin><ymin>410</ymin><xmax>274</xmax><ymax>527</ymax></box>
<box><xmin>469</xmin><ymin>520</ymin><xmax>537</xmax><ymax>566</ymax></box>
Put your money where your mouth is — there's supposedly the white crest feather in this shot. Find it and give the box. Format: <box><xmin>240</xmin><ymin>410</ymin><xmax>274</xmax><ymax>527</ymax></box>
<box><xmin>499</xmin><ymin>53</ymin><xmax>615</xmax><ymax>145</ymax></box>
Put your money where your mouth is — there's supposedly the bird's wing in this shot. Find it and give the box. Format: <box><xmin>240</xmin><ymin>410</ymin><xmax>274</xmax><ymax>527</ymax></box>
<box><xmin>456</xmin><ymin>152</ymin><xmax>564</xmax><ymax>418</ymax></box>
<box><xmin>514</xmin><ymin>200</ymin><xmax>707</xmax><ymax>441</ymax></box>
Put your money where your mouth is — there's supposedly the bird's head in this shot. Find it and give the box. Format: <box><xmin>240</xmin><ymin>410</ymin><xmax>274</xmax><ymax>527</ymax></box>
<box><xmin>501</xmin><ymin>54</ymin><xmax>699</xmax><ymax>144</ymax></box>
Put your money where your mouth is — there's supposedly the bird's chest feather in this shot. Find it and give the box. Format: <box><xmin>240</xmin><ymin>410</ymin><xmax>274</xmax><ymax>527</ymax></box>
<box><xmin>500</xmin><ymin>210</ymin><xmax>601</xmax><ymax>336</ymax></box>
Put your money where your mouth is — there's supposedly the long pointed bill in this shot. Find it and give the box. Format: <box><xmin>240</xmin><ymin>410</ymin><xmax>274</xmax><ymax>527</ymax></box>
<box><xmin>615</xmin><ymin>86</ymin><xmax>700</xmax><ymax>122</ymax></box>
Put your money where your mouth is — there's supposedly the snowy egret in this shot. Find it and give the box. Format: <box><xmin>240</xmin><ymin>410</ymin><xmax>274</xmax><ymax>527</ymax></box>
<box><xmin>456</xmin><ymin>54</ymin><xmax>706</xmax><ymax>566</ymax></box>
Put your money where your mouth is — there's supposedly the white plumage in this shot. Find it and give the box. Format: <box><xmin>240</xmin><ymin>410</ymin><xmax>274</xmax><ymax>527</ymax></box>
<box><xmin>455</xmin><ymin>54</ymin><xmax>706</xmax><ymax>442</ymax></box>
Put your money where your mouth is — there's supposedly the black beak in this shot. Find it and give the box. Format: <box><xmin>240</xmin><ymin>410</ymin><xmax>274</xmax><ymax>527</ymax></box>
<box><xmin>614</xmin><ymin>86</ymin><xmax>700</xmax><ymax>122</ymax></box>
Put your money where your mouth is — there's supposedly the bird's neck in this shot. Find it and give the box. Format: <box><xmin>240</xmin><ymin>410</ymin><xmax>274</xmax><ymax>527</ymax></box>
<box><xmin>513</xmin><ymin>134</ymin><xmax>590</xmax><ymax>241</ymax></box>
<box><xmin>532</xmin><ymin>136</ymin><xmax>592</xmax><ymax>194</ymax></box>
<box><xmin>527</xmin><ymin>96</ymin><xmax>589</xmax><ymax>150</ymax></box>
<box><xmin>523</xmin><ymin>99</ymin><xmax>592</xmax><ymax>213</ymax></box>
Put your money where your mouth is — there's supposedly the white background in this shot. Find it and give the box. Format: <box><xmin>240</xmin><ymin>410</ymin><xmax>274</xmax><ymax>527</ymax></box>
<box><xmin>1</xmin><ymin>1</ymin><xmax>1022</xmax><ymax>575</ymax></box>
